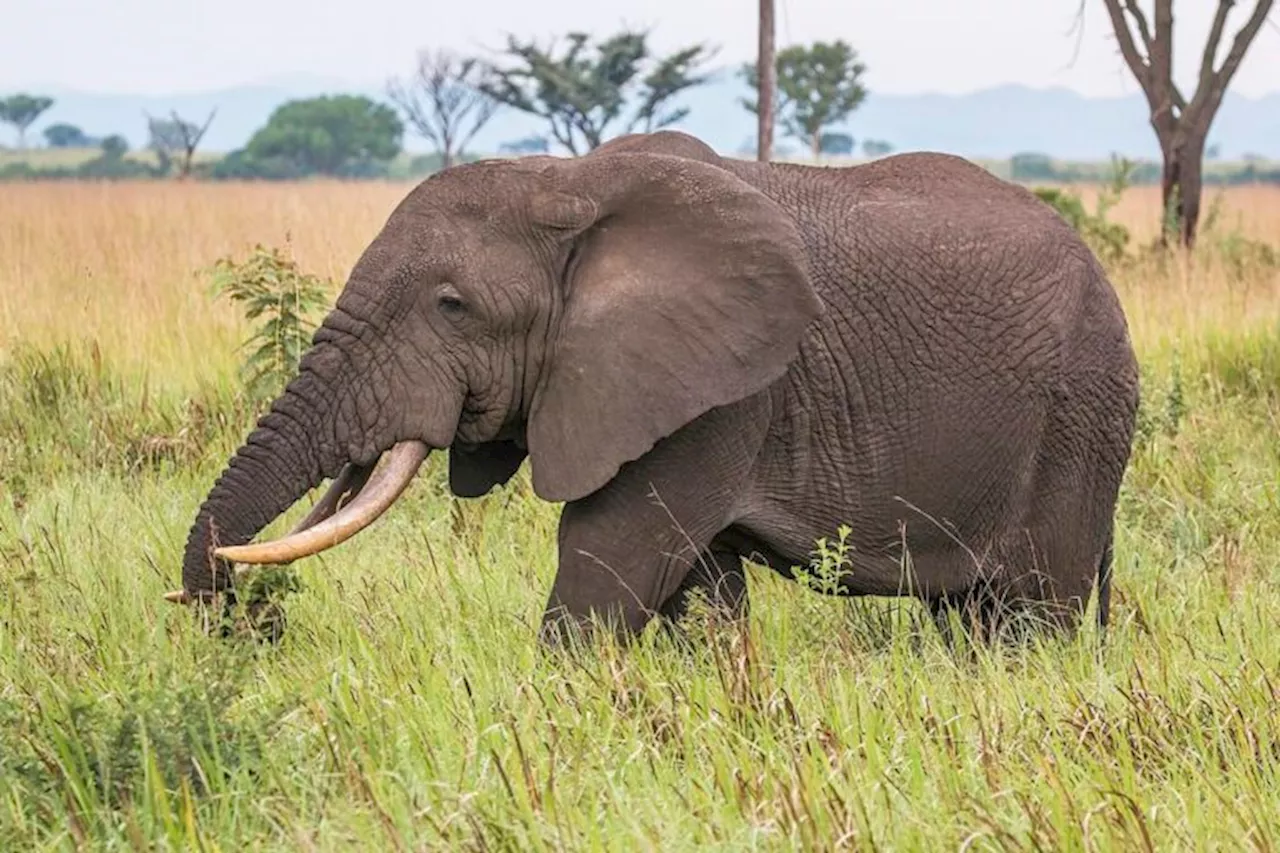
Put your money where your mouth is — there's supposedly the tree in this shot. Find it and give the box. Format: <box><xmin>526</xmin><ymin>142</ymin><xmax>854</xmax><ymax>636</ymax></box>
<box><xmin>480</xmin><ymin>30</ymin><xmax>717</xmax><ymax>154</ymax></box>
<box><xmin>862</xmin><ymin>139</ymin><xmax>894</xmax><ymax>157</ymax></box>
<box><xmin>387</xmin><ymin>48</ymin><xmax>499</xmax><ymax>170</ymax></box>
<box><xmin>1098</xmin><ymin>0</ymin><xmax>1274</xmax><ymax>248</ymax></box>
<box><xmin>740</xmin><ymin>40</ymin><xmax>868</xmax><ymax>160</ymax></box>
<box><xmin>820</xmin><ymin>131</ymin><xmax>854</xmax><ymax>155</ymax></box>
<box><xmin>146</xmin><ymin>109</ymin><xmax>217</xmax><ymax>178</ymax></box>
<box><xmin>100</xmin><ymin>135</ymin><xmax>129</xmax><ymax>160</ymax></box>
<box><xmin>0</xmin><ymin>94</ymin><xmax>55</xmax><ymax>148</ymax></box>
<box><xmin>241</xmin><ymin>95</ymin><xmax>404</xmax><ymax>176</ymax></box>
<box><xmin>498</xmin><ymin>134</ymin><xmax>550</xmax><ymax>154</ymax></box>
<box><xmin>43</xmin><ymin>123</ymin><xmax>93</xmax><ymax>148</ymax></box>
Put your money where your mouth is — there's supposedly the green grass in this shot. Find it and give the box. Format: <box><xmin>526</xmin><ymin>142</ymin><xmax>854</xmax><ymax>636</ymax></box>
<box><xmin>2</xmin><ymin>313</ymin><xmax>1279</xmax><ymax>849</ymax></box>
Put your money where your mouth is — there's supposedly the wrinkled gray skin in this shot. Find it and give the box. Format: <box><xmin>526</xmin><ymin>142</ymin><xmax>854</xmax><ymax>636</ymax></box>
<box><xmin>181</xmin><ymin>130</ymin><xmax>1139</xmax><ymax>643</ymax></box>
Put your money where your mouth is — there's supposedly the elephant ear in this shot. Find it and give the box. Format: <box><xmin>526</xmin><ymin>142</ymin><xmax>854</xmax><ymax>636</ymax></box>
<box><xmin>525</xmin><ymin>151</ymin><xmax>823</xmax><ymax>503</ymax></box>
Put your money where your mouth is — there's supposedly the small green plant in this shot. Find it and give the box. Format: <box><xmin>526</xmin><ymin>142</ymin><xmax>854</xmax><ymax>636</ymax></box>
<box><xmin>205</xmin><ymin>241</ymin><xmax>331</xmax><ymax>407</ymax></box>
<box><xmin>1033</xmin><ymin>153</ymin><xmax>1134</xmax><ymax>265</ymax></box>
<box><xmin>1135</xmin><ymin>349</ymin><xmax>1188</xmax><ymax>447</ymax></box>
<box><xmin>793</xmin><ymin>524</ymin><xmax>856</xmax><ymax>595</ymax></box>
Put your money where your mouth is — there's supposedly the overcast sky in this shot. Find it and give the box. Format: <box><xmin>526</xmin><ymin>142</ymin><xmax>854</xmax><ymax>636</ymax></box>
<box><xmin>6</xmin><ymin>0</ymin><xmax>1279</xmax><ymax>98</ymax></box>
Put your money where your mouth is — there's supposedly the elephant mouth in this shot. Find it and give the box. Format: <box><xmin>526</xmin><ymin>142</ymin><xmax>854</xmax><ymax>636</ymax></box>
<box><xmin>196</xmin><ymin>439</ymin><xmax>429</xmax><ymax>572</ymax></box>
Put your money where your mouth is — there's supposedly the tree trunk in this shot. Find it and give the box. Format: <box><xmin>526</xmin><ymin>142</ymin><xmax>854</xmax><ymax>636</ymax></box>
<box><xmin>811</xmin><ymin>133</ymin><xmax>822</xmax><ymax>161</ymax></box>
<box><xmin>1158</xmin><ymin>126</ymin><xmax>1207</xmax><ymax>249</ymax></box>
<box><xmin>757</xmin><ymin>0</ymin><xmax>775</xmax><ymax>162</ymax></box>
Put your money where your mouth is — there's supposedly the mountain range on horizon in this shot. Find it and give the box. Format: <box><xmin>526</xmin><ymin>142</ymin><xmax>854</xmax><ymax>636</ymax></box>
<box><xmin>14</xmin><ymin>72</ymin><xmax>1280</xmax><ymax>162</ymax></box>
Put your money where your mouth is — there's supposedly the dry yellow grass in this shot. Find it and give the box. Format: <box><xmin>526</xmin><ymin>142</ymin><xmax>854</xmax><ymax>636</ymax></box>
<box><xmin>0</xmin><ymin>180</ymin><xmax>408</xmax><ymax>387</ymax></box>
<box><xmin>1</xmin><ymin>176</ymin><xmax>1277</xmax><ymax>389</ymax></box>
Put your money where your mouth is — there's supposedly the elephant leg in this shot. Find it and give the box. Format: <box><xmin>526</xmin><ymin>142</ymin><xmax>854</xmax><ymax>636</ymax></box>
<box><xmin>930</xmin><ymin>553</ymin><xmax>1093</xmax><ymax>646</ymax></box>
<box><xmin>658</xmin><ymin>544</ymin><xmax>749</xmax><ymax>628</ymax></box>
<box><xmin>537</xmin><ymin>401</ymin><xmax>768</xmax><ymax>647</ymax></box>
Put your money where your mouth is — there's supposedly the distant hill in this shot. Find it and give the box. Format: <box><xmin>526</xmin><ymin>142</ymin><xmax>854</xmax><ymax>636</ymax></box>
<box><xmin>16</xmin><ymin>72</ymin><xmax>1280</xmax><ymax>161</ymax></box>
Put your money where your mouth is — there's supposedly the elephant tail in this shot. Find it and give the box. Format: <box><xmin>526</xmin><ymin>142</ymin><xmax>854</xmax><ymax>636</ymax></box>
<box><xmin>1096</xmin><ymin>535</ymin><xmax>1114</xmax><ymax>633</ymax></box>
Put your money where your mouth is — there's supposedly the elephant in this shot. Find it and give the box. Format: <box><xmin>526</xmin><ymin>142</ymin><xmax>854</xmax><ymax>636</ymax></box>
<box><xmin>167</xmin><ymin>129</ymin><xmax>1140</xmax><ymax>645</ymax></box>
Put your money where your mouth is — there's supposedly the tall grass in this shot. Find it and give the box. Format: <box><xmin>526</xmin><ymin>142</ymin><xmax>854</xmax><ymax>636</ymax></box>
<box><xmin>1</xmin><ymin>177</ymin><xmax>1278</xmax><ymax>849</ymax></box>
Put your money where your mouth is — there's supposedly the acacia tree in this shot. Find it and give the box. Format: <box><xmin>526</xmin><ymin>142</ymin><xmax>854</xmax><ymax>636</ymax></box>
<box><xmin>740</xmin><ymin>40</ymin><xmax>868</xmax><ymax>160</ymax></box>
<box><xmin>0</xmin><ymin>94</ymin><xmax>55</xmax><ymax>148</ymax></box>
<box><xmin>387</xmin><ymin>49</ymin><xmax>499</xmax><ymax>169</ymax></box>
<box><xmin>480</xmin><ymin>30</ymin><xmax>716</xmax><ymax>154</ymax></box>
<box><xmin>1098</xmin><ymin>0</ymin><xmax>1274</xmax><ymax>248</ymax></box>
<box><xmin>146</xmin><ymin>108</ymin><xmax>217</xmax><ymax>178</ymax></box>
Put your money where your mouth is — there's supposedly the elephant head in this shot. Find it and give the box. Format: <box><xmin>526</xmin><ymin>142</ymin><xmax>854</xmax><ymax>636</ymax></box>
<box><xmin>170</xmin><ymin>132</ymin><xmax>822</xmax><ymax>614</ymax></box>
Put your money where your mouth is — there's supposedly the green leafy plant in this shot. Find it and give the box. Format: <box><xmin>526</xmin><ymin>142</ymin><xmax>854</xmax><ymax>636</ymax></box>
<box><xmin>1135</xmin><ymin>349</ymin><xmax>1187</xmax><ymax>448</ymax></box>
<box><xmin>205</xmin><ymin>241</ymin><xmax>331</xmax><ymax>407</ymax></box>
<box><xmin>792</xmin><ymin>524</ymin><xmax>856</xmax><ymax>595</ymax></box>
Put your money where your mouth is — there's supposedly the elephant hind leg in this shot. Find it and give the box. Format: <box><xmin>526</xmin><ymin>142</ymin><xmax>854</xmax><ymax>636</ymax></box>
<box><xmin>962</xmin><ymin>513</ymin><xmax>1107</xmax><ymax>644</ymax></box>
<box><xmin>927</xmin><ymin>527</ymin><xmax>1101</xmax><ymax>646</ymax></box>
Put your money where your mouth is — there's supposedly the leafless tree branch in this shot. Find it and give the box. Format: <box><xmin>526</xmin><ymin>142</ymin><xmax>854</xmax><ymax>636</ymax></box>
<box><xmin>1122</xmin><ymin>0</ymin><xmax>1156</xmax><ymax>53</ymax></box>
<box><xmin>177</xmin><ymin>109</ymin><xmax>216</xmax><ymax>156</ymax></box>
<box><xmin>1100</xmin><ymin>0</ymin><xmax>1152</xmax><ymax>86</ymax></box>
<box><xmin>145</xmin><ymin>107</ymin><xmax>216</xmax><ymax>178</ymax></box>
<box><xmin>1207</xmin><ymin>0</ymin><xmax>1275</xmax><ymax>92</ymax></box>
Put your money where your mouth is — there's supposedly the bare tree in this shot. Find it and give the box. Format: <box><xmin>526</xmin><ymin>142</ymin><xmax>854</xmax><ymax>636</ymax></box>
<box><xmin>146</xmin><ymin>108</ymin><xmax>216</xmax><ymax>178</ymax></box>
<box><xmin>1098</xmin><ymin>0</ymin><xmax>1274</xmax><ymax>248</ymax></box>
<box><xmin>387</xmin><ymin>49</ymin><xmax>499</xmax><ymax>169</ymax></box>
<box><xmin>758</xmin><ymin>0</ymin><xmax>776</xmax><ymax>161</ymax></box>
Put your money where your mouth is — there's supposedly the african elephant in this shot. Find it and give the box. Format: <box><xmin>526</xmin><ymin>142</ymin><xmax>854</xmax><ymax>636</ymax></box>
<box><xmin>168</xmin><ymin>130</ymin><xmax>1140</xmax><ymax>643</ymax></box>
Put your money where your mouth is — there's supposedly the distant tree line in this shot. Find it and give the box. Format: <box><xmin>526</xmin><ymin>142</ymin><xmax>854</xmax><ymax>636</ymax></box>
<box><xmin>5</xmin><ymin>0</ymin><xmax>1279</xmax><ymax>251</ymax></box>
<box><xmin>1009</xmin><ymin>150</ymin><xmax>1280</xmax><ymax>187</ymax></box>
<box><xmin>1</xmin><ymin>30</ymin><xmax>884</xmax><ymax>182</ymax></box>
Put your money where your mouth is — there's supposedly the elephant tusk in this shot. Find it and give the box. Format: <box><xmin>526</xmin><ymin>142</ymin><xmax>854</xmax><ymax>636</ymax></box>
<box><xmin>287</xmin><ymin>459</ymin><xmax>378</xmax><ymax>534</ymax></box>
<box><xmin>212</xmin><ymin>440</ymin><xmax>431</xmax><ymax>565</ymax></box>
<box><xmin>161</xmin><ymin>461</ymin><xmax>379</xmax><ymax>605</ymax></box>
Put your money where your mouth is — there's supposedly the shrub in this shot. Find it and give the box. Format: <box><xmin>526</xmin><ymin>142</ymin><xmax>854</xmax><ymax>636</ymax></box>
<box><xmin>204</xmin><ymin>242</ymin><xmax>331</xmax><ymax>407</ymax></box>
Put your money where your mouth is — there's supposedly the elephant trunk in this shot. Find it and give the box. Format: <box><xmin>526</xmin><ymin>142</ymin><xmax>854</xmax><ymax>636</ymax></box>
<box><xmin>212</xmin><ymin>439</ymin><xmax>430</xmax><ymax>566</ymax></box>
<box><xmin>180</xmin><ymin>362</ymin><xmax>347</xmax><ymax>601</ymax></box>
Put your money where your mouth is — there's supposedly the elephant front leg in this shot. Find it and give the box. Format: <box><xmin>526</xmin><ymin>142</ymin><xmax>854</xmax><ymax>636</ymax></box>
<box><xmin>538</xmin><ymin>499</ymin><xmax>730</xmax><ymax>646</ymax></box>
<box><xmin>536</xmin><ymin>416</ymin><xmax>765</xmax><ymax>646</ymax></box>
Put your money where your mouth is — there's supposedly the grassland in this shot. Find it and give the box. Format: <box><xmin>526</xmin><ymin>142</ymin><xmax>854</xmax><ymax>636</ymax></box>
<box><xmin>1</xmin><ymin>175</ymin><xmax>1279</xmax><ymax>850</ymax></box>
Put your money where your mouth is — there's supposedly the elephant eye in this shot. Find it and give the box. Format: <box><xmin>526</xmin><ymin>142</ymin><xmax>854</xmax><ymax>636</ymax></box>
<box><xmin>437</xmin><ymin>287</ymin><xmax>466</xmax><ymax>317</ymax></box>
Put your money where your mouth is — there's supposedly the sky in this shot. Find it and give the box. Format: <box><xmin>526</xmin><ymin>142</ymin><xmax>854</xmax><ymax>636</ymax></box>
<box><xmin>5</xmin><ymin>0</ymin><xmax>1279</xmax><ymax>99</ymax></box>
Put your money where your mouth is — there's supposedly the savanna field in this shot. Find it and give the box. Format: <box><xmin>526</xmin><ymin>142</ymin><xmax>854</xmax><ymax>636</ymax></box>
<box><xmin>1</xmin><ymin>176</ymin><xmax>1278</xmax><ymax>850</ymax></box>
